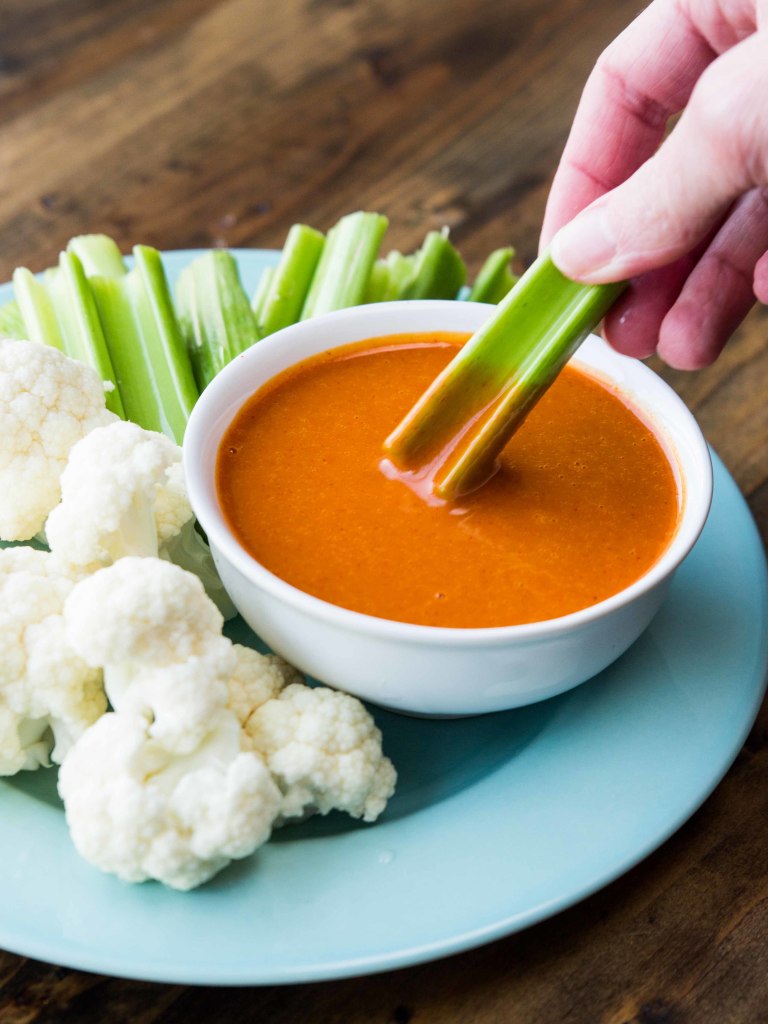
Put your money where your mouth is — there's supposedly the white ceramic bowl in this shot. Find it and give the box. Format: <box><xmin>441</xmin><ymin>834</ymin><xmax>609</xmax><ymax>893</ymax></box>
<box><xmin>184</xmin><ymin>301</ymin><xmax>713</xmax><ymax>716</ymax></box>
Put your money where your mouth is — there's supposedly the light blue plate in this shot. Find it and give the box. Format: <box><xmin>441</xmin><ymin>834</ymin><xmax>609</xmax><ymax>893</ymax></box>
<box><xmin>0</xmin><ymin>251</ymin><xmax>766</xmax><ymax>985</ymax></box>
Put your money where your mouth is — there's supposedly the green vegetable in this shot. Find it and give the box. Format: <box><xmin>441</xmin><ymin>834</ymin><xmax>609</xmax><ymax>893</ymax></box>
<box><xmin>67</xmin><ymin>234</ymin><xmax>127</xmax><ymax>278</ymax></box>
<box><xmin>250</xmin><ymin>266</ymin><xmax>274</xmax><ymax>322</ymax></box>
<box><xmin>50</xmin><ymin>253</ymin><xmax>126</xmax><ymax>416</ymax></box>
<box><xmin>384</xmin><ymin>249</ymin><xmax>626</xmax><ymax>500</ymax></box>
<box><xmin>398</xmin><ymin>229</ymin><xmax>466</xmax><ymax>299</ymax></box>
<box><xmin>469</xmin><ymin>247</ymin><xmax>518</xmax><ymax>303</ymax></box>
<box><xmin>364</xmin><ymin>250</ymin><xmax>412</xmax><ymax>303</ymax></box>
<box><xmin>256</xmin><ymin>224</ymin><xmax>325</xmax><ymax>336</ymax></box>
<box><xmin>2</xmin><ymin>219</ymin><xmax>536</xmax><ymax>455</ymax></box>
<box><xmin>13</xmin><ymin>254</ymin><xmax>125</xmax><ymax>417</ymax></box>
<box><xmin>91</xmin><ymin>245</ymin><xmax>198</xmax><ymax>442</ymax></box>
<box><xmin>13</xmin><ymin>268</ymin><xmax>65</xmax><ymax>351</ymax></box>
<box><xmin>0</xmin><ymin>300</ymin><xmax>28</xmax><ymax>339</ymax></box>
<box><xmin>301</xmin><ymin>211</ymin><xmax>388</xmax><ymax>319</ymax></box>
<box><xmin>366</xmin><ymin>230</ymin><xmax>466</xmax><ymax>302</ymax></box>
<box><xmin>176</xmin><ymin>250</ymin><xmax>261</xmax><ymax>390</ymax></box>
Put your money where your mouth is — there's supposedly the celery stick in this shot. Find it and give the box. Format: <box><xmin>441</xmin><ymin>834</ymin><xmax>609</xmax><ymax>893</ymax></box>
<box><xmin>365</xmin><ymin>250</ymin><xmax>414</xmax><ymax>303</ymax></box>
<box><xmin>469</xmin><ymin>247</ymin><xmax>518</xmax><ymax>304</ymax></box>
<box><xmin>363</xmin><ymin>259</ymin><xmax>391</xmax><ymax>304</ymax></box>
<box><xmin>176</xmin><ymin>250</ymin><xmax>260</xmax><ymax>390</ymax></box>
<box><xmin>384</xmin><ymin>249</ymin><xmax>626</xmax><ymax>500</ymax></box>
<box><xmin>67</xmin><ymin>234</ymin><xmax>127</xmax><ymax>278</ymax></box>
<box><xmin>399</xmin><ymin>229</ymin><xmax>466</xmax><ymax>300</ymax></box>
<box><xmin>47</xmin><ymin>252</ymin><xmax>125</xmax><ymax>416</ymax></box>
<box><xmin>13</xmin><ymin>268</ymin><xmax>65</xmax><ymax>350</ymax></box>
<box><xmin>365</xmin><ymin>232</ymin><xmax>465</xmax><ymax>303</ymax></box>
<box><xmin>0</xmin><ymin>300</ymin><xmax>27</xmax><ymax>339</ymax></box>
<box><xmin>258</xmin><ymin>224</ymin><xmax>325</xmax><ymax>336</ymax></box>
<box><xmin>13</xmin><ymin>259</ymin><xmax>124</xmax><ymax>415</ymax></box>
<box><xmin>92</xmin><ymin>246</ymin><xmax>198</xmax><ymax>442</ymax></box>
<box><xmin>250</xmin><ymin>267</ymin><xmax>274</xmax><ymax>321</ymax></box>
<box><xmin>301</xmin><ymin>212</ymin><xmax>388</xmax><ymax>319</ymax></box>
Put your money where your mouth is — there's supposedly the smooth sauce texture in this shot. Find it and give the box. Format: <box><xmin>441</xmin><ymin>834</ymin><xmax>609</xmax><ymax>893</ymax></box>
<box><xmin>218</xmin><ymin>334</ymin><xmax>679</xmax><ymax>628</ymax></box>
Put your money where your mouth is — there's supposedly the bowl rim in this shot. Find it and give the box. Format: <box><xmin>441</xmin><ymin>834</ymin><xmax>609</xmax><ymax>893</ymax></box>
<box><xmin>184</xmin><ymin>300</ymin><xmax>714</xmax><ymax>646</ymax></box>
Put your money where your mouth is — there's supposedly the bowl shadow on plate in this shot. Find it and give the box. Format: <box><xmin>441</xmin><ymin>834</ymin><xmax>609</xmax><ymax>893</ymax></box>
<box><xmin>271</xmin><ymin>698</ymin><xmax>560</xmax><ymax>841</ymax></box>
<box><xmin>1</xmin><ymin>698</ymin><xmax>558</xmax><ymax>840</ymax></box>
<box><xmin>225</xmin><ymin>616</ymin><xmax>563</xmax><ymax>839</ymax></box>
<box><xmin>267</xmin><ymin>687</ymin><xmax>566</xmax><ymax>841</ymax></box>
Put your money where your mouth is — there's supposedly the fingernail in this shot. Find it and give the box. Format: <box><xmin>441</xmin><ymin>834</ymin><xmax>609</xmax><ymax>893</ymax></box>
<box><xmin>550</xmin><ymin>205</ymin><xmax>617</xmax><ymax>281</ymax></box>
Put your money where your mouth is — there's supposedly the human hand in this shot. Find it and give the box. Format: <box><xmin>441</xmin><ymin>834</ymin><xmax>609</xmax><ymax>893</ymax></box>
<box><xmin>540</xmin><ymin>0</ymin><xmax>768</xmax><ymax>369</ymax></box>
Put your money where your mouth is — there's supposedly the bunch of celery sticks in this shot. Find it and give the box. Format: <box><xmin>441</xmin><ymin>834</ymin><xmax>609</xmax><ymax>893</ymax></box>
<box><xmin>0</xmin><ymin>211</ymin><xmax>517</xmax><ymax>443</ymax></box>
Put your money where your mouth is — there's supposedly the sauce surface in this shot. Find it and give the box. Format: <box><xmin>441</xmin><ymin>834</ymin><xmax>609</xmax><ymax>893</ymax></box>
<box><xmin>217</xmin><ymin>334</ymin><xmax>679</xmax><ymax>628</ymax></box>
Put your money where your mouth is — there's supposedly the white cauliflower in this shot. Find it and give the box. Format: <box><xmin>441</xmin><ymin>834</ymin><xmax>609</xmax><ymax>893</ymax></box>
<box><xmin>64</xmin><ymin>557</ymin><xmax>233</xmax><ymax>754</ymax></box>
<box><xmin>227</xmin><ymin>645</ymin><xmax>303</xmax><ymax>726</ymax></box>
<box><xmin>46</xmin><ymin>421</ymin><xmax>189</xmax><ymax>569</ymax></box>
<box><xmin>59</xmin><ymin>557</ymin><xmax>396</xmax><ymax>888</ymax></box>
<box><xmin>58</xmin><ymin>709</ymin><xmax>280</xmax><ymax>891</ymax></box>
<box><xmin>46</xmin><ymin>420</ymin><xmax>235</xmax><ymax>617</ymax></box>
<box><xmin>0</xmin><ymin>338</ymin><xmax>116</xmax><ymax>540</ymax></box>
<box><xmin>59</xmin><ymin>557</ymin><xmax>282</xmax><ymax>889</ymax></box>
<box><xmin>230</xmin><ymin>650</ymin><xmax>396</xmax><ymax>824</ymax></box>
<box><xmin>0</xmin><ymin>546</ymin><xmax>105</xmax><ymax>775</ymax></box>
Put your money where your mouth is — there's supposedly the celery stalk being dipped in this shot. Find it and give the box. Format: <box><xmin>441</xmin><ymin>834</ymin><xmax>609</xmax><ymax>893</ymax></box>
<box><xmin>301</xmin><ymin>211</ymin><xmax>388</xmax><ymax>319</ymax></box>
<box><xmin>176</xmin><ymin>250</ymin><xmax>260</xmax><ymax>390</ymax></box>
<box><xmin>384</xmin><ymin>249</ymin><xmax>626</xmax><ymax>501</ymax></box>
<box><xmin>469</xmin><ymin>247</ymin><xmax>518</xmax><ymax>303</ymax></box>
<box><xmin>91</xmin><ymin>245</ymin><xmax>198</xmax><ymax>443</ymax></box>
<box><xmin>256</xmin><ymin>224</ymin><xmax>325</xmax><ymax>336</ymax></box>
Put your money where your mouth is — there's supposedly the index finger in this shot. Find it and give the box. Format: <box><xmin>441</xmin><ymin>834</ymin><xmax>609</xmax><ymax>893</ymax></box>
<box><xmin>540</xmin><ymin>0</ymin><xmax>718</xmax><ymax>246</ymax></box>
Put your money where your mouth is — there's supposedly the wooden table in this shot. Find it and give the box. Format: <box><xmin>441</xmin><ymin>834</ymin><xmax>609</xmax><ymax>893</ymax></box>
<box><xmin>1</xmin><ymin>1</ymin><xmax>767</xmax><ymax>1020</ymax></box>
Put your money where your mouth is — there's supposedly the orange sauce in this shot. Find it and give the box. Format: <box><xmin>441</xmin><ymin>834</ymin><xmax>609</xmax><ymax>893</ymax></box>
<box><xmin>217</xmin><ymin>333</ymin><xmax>679</xmax><ymax>628</ymax></box>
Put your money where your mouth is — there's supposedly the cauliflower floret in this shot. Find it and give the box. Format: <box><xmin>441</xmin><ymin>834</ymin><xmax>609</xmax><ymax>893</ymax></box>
<box><xmin>64</xmin><ymin>557</ymin><xmax>233</xmax><ymax>753</ymax></box>
<box><xmin>242</xmin><ymin>681</ymin><xmax>397</xmax><ymax>823</ymax></box>
<box><xmin>46</xmin><ymin>420</ymin><xmax>235</xmax><ymax>617</ymax></box>
<box><xmin>0</xmin><ymin>547</ymin><xmax>105</xmax><ymax>774</ymax></box>
<box><xmin>0</xmin><ymin>338</ymin><xmax>116</xmax><ymax>540</ymax></box>
<box><xmin>46</xmin><ymin>421</ymin><xmax>190</xmax><ymax>570</ymax></box>
<box><xmin>59</xmin><ymin>557</ymin><xmax>281</xmax><ymax>889</ymax></box>
<box><xmin>58</xmin><ymin>709</ymin><xmax>281</xmax><ymax>890</ymax></box>
<box><xmin>227</xmin><ymin>645</ymin><xmax>304</xmax><ymax>728</ymax></box>
<box><xmin>58</xmin><ymin>557</ymin><xmax>394</xmax><ymax>889</ymax></box>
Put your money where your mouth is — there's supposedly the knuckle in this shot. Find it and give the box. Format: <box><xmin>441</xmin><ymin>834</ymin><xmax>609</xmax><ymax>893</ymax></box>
<box><xmin>594</xmin><ymin>49</ymin><xmax>671</xmax><ymax>132</ymax></box>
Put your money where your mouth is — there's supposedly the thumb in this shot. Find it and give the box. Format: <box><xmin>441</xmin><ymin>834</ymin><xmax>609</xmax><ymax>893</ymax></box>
<box><xmin>550</xmin><ymin>32</ymin><xmax>768</xmax><ymax>284</ymax></box>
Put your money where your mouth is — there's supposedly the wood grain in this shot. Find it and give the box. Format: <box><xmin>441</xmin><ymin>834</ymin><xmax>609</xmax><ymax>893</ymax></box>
<box><xmin>1</xmin><ymin>0</ymin><xmax>766</xmax><ymax>1020</ymax></box>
